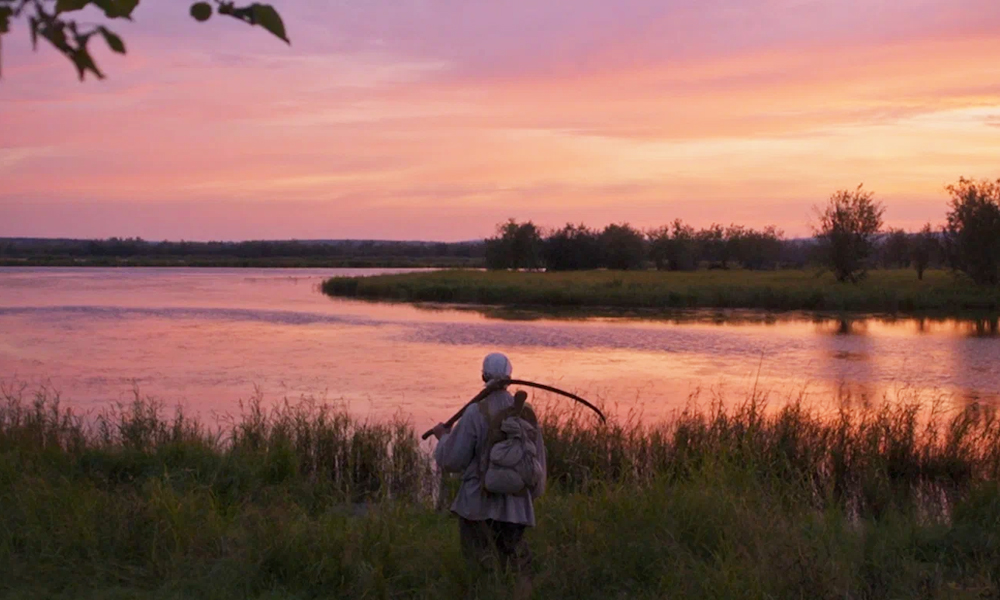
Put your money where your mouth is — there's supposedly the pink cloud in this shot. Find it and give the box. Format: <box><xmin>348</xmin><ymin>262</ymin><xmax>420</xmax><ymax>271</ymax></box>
<box><xmin>1</xmin><ymin>0</ymin><xmax>999</xmax><ymax>240</ymax></box>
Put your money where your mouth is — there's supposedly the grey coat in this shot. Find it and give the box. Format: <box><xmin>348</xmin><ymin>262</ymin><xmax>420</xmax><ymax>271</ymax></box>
<box><xmin>433</xmin><ymin>389</ymin><xmax>547</xmax><ymax>526</ymax></box>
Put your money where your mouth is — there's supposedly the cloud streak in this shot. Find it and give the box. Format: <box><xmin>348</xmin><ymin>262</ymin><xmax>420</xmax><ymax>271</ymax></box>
<box><xmin>1</xmin><ymin>0</ymin><xmax>999</xmax><ymax>240</ymax></box>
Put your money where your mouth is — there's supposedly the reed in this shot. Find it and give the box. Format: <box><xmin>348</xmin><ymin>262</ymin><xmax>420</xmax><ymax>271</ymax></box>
<box><xmin>4</xmin><ymin>383</ymin><xmax>1000</xmax><ymax>598</ymax></box>
<box><xmin>539</xmin><ymin>395</ymin><xmax>1000</xmax><ymax>518</ymax></box>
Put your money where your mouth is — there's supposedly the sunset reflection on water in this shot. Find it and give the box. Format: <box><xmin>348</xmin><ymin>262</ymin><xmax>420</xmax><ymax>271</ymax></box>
<box><xmin>1</xmin><ymin>268</ymin><xmax>998</xmax><ymax>431</ymax></box>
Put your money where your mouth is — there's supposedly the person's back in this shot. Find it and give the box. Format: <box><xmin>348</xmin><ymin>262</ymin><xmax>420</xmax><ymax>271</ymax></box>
<box><xmin>431</xmin><ymin>353</ymin><xmax>546</xmax><ymax>593</ymax></box>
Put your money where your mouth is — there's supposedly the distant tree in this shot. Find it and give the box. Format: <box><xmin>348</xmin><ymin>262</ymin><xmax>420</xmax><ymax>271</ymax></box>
<box><xmin>813</xmin><ymin>185</ymin><xmax>885</xmax><ymax>283</ymax></box>
<box><xmin>0</xmin><ymin>0</ymin><xmax>289</xmax><ymax>80</ymax></box>
<box><xmin>647</xmin><ymin>226</ymin><xmax>671</xmax><ymax>271</ymax></box>
<box><xmin>943</xmin><ymin>177</ymin><xmax>1000</xmax><ymax>285</ymax></box>
<box><xmin>599</xmin><ymin>223</ymin><xmax>646</xmax><ymax>270</ymax></box>
<box><xmin>696</xmin><ymin>224</ymin><xmax>728</xmax><ymax>268</ymax></box>
<box><xmin>485</xmin><ymin>219</ymin><xmax>543</xmax><ymax>270</ymax></box>
<box><xmin>779</xmin><ymin>239</ymin><xmax>817</xmax><ymax>269</ymax></box>
<box><xmin>881</xmin><ymin>228</ymin><xmax>911</xmax><ymax>269</ymax></box>
<box><xmin>665</xmin><ymin>219</ymin><xmax>699</xmax><ymax>271</ymax></box>
<box><xmin>911</xmin><ymin>223</ymin><xmax>939</xmax><ymax>281</ymax></box>
<box><xmin>724</xmin><ymin>225</ymin><xmax>747</xmax><ymax>267</ymax></box>
<box><xmin>648</xmin><ymin>220</ymin><xmax>698</xmax><ymax>271</ymax></box>
<box><xmin>543</xmin><ymin>223</ymin><xmax>601</xmax><ymax>271</ymax></box>
<box><xmin>733</xmin><ymin>225</ymin><xmax>785</xmax><ymax>270</ymax></box>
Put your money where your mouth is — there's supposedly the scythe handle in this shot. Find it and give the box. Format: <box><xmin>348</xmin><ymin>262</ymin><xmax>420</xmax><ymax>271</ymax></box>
<box><xmin>421</xmin><ymin>378</ymin><xmax>605</xmax><ymax>440</ymax></box>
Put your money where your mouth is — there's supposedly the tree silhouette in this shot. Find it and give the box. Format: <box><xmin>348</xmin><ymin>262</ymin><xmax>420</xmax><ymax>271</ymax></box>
<box><xmin>544</xmin><ymin>224</ymin><xmax>601</xmax><ymax>271</ymax></box>
<box><xmin>881</xmin><ymin>228</ymin><xmax>910</xmax><ymax>269</ymax></box>
<box><xmin>943</xmin><ymin>177</ymin><xmax>1000</xmax><ymax>285</ymax></box>
<box><xmin>485</xmin><ymin>219</ymin><xmax>543</xmax><ymax>270</ymax></box>
<box><xmin>0</xmin><ymin>0</ymin><xmax>288</xmax><ymax>80</ymax></box>
<box><xmin>599</xmin><ymin>223</ymin><xmax>646</xmax><ymax>270</ymax></box>
<box><xmin>911</xmin><ymin>223</ymin><xmax>939</xmax><ymax>281</ymax></box>
<box><xmin>813</xmin><ymin>185</ymin><xmax>884</xmax><ymax>283</ymax></box>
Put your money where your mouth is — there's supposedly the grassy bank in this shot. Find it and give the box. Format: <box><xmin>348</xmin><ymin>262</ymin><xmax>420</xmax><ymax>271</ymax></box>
<box><xmin>4</xmin><ymin>385</ymin><xmax>1000</xmax><ymax>598</ymax></box>
<box><xmin>322</xmin><ymin>268</ymin><xmax>1000</xmax><ymax>314</ymax></box>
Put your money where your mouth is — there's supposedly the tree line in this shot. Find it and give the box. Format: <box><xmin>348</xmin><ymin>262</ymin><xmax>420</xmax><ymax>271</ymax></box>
<box><xmin>0</xmin><ymin>238</ymin><xmax>485</xmax><ymax>261</ymax></box>
<box><xmin>6</xmin><ymin>177</ymin><xmax>997</xmax><ymax>283</ymax></box>
<box><xmin>486</xmin><ymin>176</ymin><xmax>1000</xmax><ymax>285</ymax></box>
<box><xmin>486</xmin><ymin>220</ymin><xmax>798</xmax><ymax>272</ymax></box>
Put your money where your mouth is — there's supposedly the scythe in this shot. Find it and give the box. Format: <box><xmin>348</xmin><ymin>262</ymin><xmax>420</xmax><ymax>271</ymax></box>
<box><xmin>421</xmin><ymin>378</ymin><xmax>606</xmax><ymax>440</ymax></box>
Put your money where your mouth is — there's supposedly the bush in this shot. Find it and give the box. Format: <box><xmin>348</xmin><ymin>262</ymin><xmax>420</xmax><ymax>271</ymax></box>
<box><xmin>943</xmin><ymin>177</ymin><xmax>1000</xmax><ymax>285</ymax></box>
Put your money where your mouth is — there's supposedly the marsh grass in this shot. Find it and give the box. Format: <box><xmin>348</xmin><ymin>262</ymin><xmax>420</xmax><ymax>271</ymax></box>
<box><xmin>538</xmin><ymin>395</ymin><xmax>1000</xmax><ymax>520</ymax></box>
<box><xmin>323</xmin><ymin>268</ymin><xmax>1000</xmax><ymax>314</ymax></box>
<box><xmin>0</xmin><ymin>382</ymin><xmax>433</xmax><ymax>505</ymax></box>
<box><xmin>4</xmin><ymin>382</ymin><xmax>1000</xmax><ymax>598</ymax></box>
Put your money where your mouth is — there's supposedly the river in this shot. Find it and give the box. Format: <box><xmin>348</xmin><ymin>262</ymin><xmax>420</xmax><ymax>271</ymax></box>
<box><xmin>1</xmin><ymin>267</ymin><xmax>998</xmax><ymax>431</ymax></box>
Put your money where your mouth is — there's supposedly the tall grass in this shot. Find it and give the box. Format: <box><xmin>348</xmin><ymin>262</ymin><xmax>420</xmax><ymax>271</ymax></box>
<box><xmin>540</xmin><ymin>396</ymin><xmax>1000</xmax><ymax>518</ymax></box>
<box><xmin>323</xmin><ymin>268</ymin><xmax>1000</xmax><ymax>314</ymax></box>
<box><xmin>4</xmin><ymin>383</ymin><xmax>1000</xmax><ymax>598</ymax></box>
<box><xmin>0</xmin><ymin>383</ymin><xmax>433</xmax><ymax>505</ymax></box>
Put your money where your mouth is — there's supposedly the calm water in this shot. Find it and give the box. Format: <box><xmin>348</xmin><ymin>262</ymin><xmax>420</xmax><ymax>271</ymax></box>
<box><xmin>2</xmin><ymin>267</ymin><xmax>999</xmax><ymax>431</ymax></box>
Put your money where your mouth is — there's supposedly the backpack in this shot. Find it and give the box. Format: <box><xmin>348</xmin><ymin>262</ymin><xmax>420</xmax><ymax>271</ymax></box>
<box><xmin>478</xmin><ymin>390</ymin><xmax>544</xmax><ymax>496</ymax></box>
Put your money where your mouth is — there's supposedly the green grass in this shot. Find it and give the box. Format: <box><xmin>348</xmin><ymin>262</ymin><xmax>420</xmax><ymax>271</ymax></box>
<box><xmin>5</xmin><ymin>384</ymin><xmax>1000</xmax><ymax>598</ymax></box>
<box><xmin>322</xmin><ymin>268</ymin><xmax>1000</xmax><ymax>314</ymax></box>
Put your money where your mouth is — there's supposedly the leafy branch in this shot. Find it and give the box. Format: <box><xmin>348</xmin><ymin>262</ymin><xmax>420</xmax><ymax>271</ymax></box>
<box><xmin>0</xmin><ymin>0</ymin><xmax>289</xmax><ymax>80</ymax></box>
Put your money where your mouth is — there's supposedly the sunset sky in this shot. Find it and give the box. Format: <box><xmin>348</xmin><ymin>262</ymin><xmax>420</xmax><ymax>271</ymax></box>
<box><xmin>2</xmin><ymin>0</ymin><xmax>999</xmax><ymax>241</ymax></box>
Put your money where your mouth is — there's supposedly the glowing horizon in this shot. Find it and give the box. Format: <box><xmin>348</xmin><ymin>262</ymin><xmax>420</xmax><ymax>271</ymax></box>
<box><xmin>2</xmin><ymin>0</ymin><xmax>999</xmax><ymax>241</ymax></box>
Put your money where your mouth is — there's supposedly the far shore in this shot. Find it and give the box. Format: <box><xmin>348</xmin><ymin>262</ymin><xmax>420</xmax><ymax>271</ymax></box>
<box><xmin>322</xmin><ymin>268</ymin><xmax>1000</xmax><ymax>316</ymax></box>
<box><xmin>0</xmin><ymin>256</ymin><xmax>478</xmax><ymax>268</ymax></box>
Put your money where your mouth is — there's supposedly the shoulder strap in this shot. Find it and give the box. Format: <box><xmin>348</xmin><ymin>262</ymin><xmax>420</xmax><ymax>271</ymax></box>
<box><xmin>519</xmin><ymin>403</ymin><xmax>538</xmax><ymax>429</ymax></box>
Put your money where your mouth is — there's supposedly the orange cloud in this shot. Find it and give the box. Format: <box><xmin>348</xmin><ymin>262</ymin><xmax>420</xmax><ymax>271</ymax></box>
<box><xmin>2</xmin><ymin>8</ymin><xmax>999</xmax><ymax>240</ymax></box>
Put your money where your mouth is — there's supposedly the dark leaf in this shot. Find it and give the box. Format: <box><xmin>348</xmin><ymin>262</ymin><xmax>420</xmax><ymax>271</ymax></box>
<box><xmin>0</xmin><ymin>6</ymin><xmax>12</xmax><ymax>34</ymax></box>
<box><xmin>42</xmin><ymin>23</ymin><xmax>70</xmax><ymax>51</ymax></box>
<box><xmin>30</xmin><ymin>17</ymin><xmax>39</xmax><ymax>49</ymax></box>
<box><xmin>250</xmin><ymin>4</ymin><xmax>288</xmax><ymax>43</ymax></box>
<box><xmin>218</xmin><ymin>3</ymin><xmax>253</xmax><ymax>23</ymax></box>
<box><xmin>190</xmin><ymin>2</ymin><xmax>212</xmax><ymax>22</ymax></box>
<box><xmin>116</xmin><ymin>0</ymin><xmax>140</xmax><ymax>19</ymax></box>
<box><xmin>92</xmin><ymin>0</ymin><xmax>115</xmax><ymax>16</ymax></box>
<box><xmin>72</xmin><ymin>48</ymin><xmax>104</xmax><ymax>80</ymax></box>
<box><xmin>99</xmin><ymin>26</ymin><xmax>125</xmax><ymax>54</ymax></box>
<box><xmin>94</xmin><ymin>0</ymin><xmax>140</xmax><ymax>19</ymax></box>
<box><xmin>55</xmin><ymin>0</ymin><xmax>91</xmax><ymax>14</ymax></box>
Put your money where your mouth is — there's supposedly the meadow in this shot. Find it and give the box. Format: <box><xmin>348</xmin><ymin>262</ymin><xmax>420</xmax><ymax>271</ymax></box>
<box><xmin>4</xmin><ymin>383</ymin><xmax>1000</xmax><ymax>599</ymax></box>
<box><xmin>322</xmin><ymin>268</ymin><xmax>1000</xmax><ymax>315</ymax></box>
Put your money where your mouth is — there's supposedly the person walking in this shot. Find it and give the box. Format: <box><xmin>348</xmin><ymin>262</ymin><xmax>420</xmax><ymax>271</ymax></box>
<box><xmin>431</xmin><ymin>352</ymin><xmax>547</xmax><ymax>598</ymax></box>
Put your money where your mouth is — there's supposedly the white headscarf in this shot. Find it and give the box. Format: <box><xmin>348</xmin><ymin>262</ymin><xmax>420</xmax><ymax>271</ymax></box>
<box><xmin>482</xmin><ymin>352</ymin><xmax>513</xmax><ymax>382</ymax></box>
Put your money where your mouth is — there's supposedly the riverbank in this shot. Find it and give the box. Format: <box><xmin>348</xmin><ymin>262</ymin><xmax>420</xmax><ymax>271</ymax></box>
<box><xmin>322</xmin><ymin>268</ymin><xmax>1000</xmax><ymax>314</ymax></box>
<box><xmin>3</xmin><ymin>386</ymin><xmax>1000</xmax><ymax>598</ymax></box>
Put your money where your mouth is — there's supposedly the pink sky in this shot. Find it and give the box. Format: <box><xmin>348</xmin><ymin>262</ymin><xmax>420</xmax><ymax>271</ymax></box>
<box><xmin>2</xmin><ymin>0</ymin><xmax>999</xmax><ymax>241</ymax></box>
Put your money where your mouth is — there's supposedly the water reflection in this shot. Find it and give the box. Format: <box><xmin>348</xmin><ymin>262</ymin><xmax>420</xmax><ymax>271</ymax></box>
<box><xmin>438</xmin><ymin>303</ymin><xmax>1000</xmax><ymax>339</ymax></box>
<box><xmin>962</xmin><ymin>317</ymin><xmax>1000</xmax><ymax>338</ymax></box>
<box><xmin>1</xmin><ymin>268</ymin><xmax>999</xmax><ymax>429</ymax></box>
<box><xmin>813</xmin><ymin>319</ymin><xmax>875</xmax><ymax>407</ymax></box>
<box><xmin>813</xmin><ymin>318</ymin><xmax>869</xmax><ymax>336</ymax></box>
